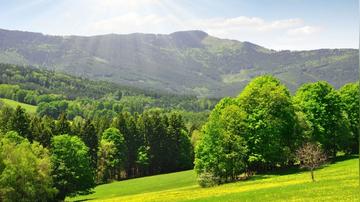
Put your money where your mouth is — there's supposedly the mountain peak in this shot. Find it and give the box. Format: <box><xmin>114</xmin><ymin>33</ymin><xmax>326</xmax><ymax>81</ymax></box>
<box><xmin>169</xmin><ymin>30</ymin><xmax>208</xmax><ymax>48</ymax></box>
<box><xmin>170</xmin><ymin>30</ymin><xmax>208</xmax><ymax>37</ymax></box>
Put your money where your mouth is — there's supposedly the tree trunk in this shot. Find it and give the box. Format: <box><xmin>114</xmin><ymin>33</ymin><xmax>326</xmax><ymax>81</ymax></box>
<box><xmin>311</xmin><ymin>169</ymin><xmax>315</xmax><ymax>182</ymax></box>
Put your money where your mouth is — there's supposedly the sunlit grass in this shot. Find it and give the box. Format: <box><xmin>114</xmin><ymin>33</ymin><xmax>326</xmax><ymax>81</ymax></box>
<box><xmin>0</xmin><ymin>98</ymin><xmax>37</xmax><ymax>114</ymax></box>
<box><xmin>68</xmin><ymin>156</ymin><xmax>358</xmax><ymax>202</ymax></box>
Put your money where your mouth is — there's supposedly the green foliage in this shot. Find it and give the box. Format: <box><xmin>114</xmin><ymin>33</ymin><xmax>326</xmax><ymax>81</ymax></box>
<box><xmin>55</xmin><ymin>112</ymin><xmax>71</xmax><ymax>135</ymax></box>
<box><xmin>8</xmin><ymin>106</ymin><xmax>32</xmax><ymax>141</ymax></box>
<box><xmin>0</xmin><ymin>105</ymin><xmax>14</xmax><ymax>134</ymax></box>
<box><xmin>30</xmin><ymin>116</ymin><xmax>55</xmax><ymax>147</ymax></box>
<box><xmin>0</xmin><ymin>64</ymin><xmax>216</xmax><ymax>113</ymax></box>
<box><xmin>339</xmin><ymin>82</ymin><xmax>359</xmax><ymax>154</ymax></box>
<box><xmin>0</xmin><ymin>132</ymin><xmax>56</xmax><ymax>202</ymax></box>
<box><xmin>97</xmin><ymin>139</ymin><xmax>117</xmax><ymax>184</ymax></box>
<box><xmin>101</xmin><ymin>127</ymin><xmax>127</xmax><ymax>180</ymax></box>
<box><xmin>237</xmin><ymin>75</ymin><xmax>297</xmax><ymax>168</ymax></box>
<box><xmin>111</xmin><ymin>112</ymin><xmax>143</xmax><ymax>177</ymax></box>
<box><xmin>136</xmin><ymin>146</ymin><xmax>150</xmax><ymax>168</ymax></box>
<box><xmin>195</xmin><ymin>98</ymin><xmax>248</xmax><ymax>184</ymax></box>
<box><xmin>197</xmin><ymin>172</ymin><xmax>220</xmax><ymax>188</ymax></box>
<box><xmin>80</xmin><ymin>119</ymin><xmax>99</xmax><ymax>168</ymax></box>
<box><xmin>293</xmin><ymin>81</ymin><xmax>352</xmax><ymax>157</ymax></box>
<box><xmin>51</xmin><ymin>134</ymin><xmax>95</xmax><ymax>200</ymax></box>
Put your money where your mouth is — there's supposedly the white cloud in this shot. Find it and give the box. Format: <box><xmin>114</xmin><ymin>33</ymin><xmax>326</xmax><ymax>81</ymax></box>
<box><xmin>89</xmin><ymin>14</ymin><xmax>308</xmax><ymax>35</ymax></box>
<box><xmin>287</xmin><ymin>26</ymin><xmax>321</xmax><ymax>36</ymax></box>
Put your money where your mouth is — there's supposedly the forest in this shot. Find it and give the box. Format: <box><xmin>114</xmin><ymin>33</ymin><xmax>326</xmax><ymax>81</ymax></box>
<box><xmin>0</xmin><ymin>63</ymin><xmax>358</xmax><ymax>201</ymax></box>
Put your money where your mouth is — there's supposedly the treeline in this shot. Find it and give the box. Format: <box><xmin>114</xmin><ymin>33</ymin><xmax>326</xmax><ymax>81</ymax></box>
<box><xmin>0</xmin><ymin>105</ymin><xmax>194</xmax><ymax>201</ymax></box>
<box><xmin>0</xmin><ymin>63</ymin><xmax>218</xmax><ymax>112</ymax></box>
<box><xmin>194</xmin><ymin>75</ymin><xmax>359</xmax><ymax>187</ymax></box>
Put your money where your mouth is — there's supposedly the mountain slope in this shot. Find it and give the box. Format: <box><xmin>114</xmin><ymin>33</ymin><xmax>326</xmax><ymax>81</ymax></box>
<box><xmin>0</xmin><ymin>28</ymin><xmax>358</xmax><ymax>97</ymax></box>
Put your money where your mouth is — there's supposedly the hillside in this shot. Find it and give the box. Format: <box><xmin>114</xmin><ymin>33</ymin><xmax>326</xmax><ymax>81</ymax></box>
<box><xmin>0</xmin><ymin>28</ymin><xmax>358</xmax><ymax>97</ymax></box>
<box><xmin>0</xmin><ymin>98</ymin><xmax>37</xmax><ymax>113</ymax></box>
<box><xmin>68</xmin><ymin>157</ymin><xmax>359</xmax><ymax>202</ymax></box>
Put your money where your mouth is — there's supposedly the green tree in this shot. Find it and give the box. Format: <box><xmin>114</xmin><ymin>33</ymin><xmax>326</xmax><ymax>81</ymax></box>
<box><xmin>8</xmin><ymin>106</ymin><xmax>32</xmax><ymax>141</ymax></box>
<box><xmin>0</xmin><ymin>105</ymin><xmax>14</xmax><ymax>134</ymax></box>
<box><xmin>112</xmin><ymin>112</ymin><xmax>143</xmax><ymax>178</ymax></box>
<box><xmin>237</xmin><ymin>75</ymin><xmax>296</xmax><ymax>169</ymax></box>
<box><xmin>80</xmin><ymin>119</ymin><xmax>99</xmax><ymax>169</ymax></box>
<box><xmin>135</xmin><ymin>146</ymin><xmax>150</xmax><ymax>176</ymax></box>
<box><xmin>55</xmin><ymin>112</ymin><xmax>71</xmax><ymax>136</ymax></box>
<box><xmin>195</xmin><ymin>98</ymin><xmax>248</xmax><ymax>185</ymax></box>
<box><xmin>339</xmin><ymin>82</ymin><xmax>359</xmax><ymax>153</ymax></box>
<box><xmin>30</xmin><ymin>115</ymin><xmax>54</xmax><ymax>148</ymax></box>
<box><xmin>0</xmin><ymin>132</ymin><xmax>56</xmax><ymax>202</ymax></box>
<box><xmin>293</xmin><ymin>81</ymin><xmax>352</xmax><ymax>158</ymax></box>
<box><xmin>142</xmin><ymin>110</ymin><xmax>167</xmax><ymax>174</ymax></box>
<box><xmin>167</xmin><ymin>112</ymin><xmax>193</xmax><ymax>171</ymax></box>
<box><xmin>51</xmin><ymin>135</ymin><xmax>95</xmax><ymax>201</ymax></box>
<box><xmin>97</xmin><ymin>139</ymin><xmax>117</xmax><ymax>183</ymax></box>
<box><xmin>101</xmin><ymin>127</ymin><xmax>127</xmax><ymax>180</ymax></box>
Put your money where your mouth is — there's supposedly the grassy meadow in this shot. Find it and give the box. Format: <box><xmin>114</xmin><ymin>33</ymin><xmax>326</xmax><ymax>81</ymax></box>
<box><xmin>69</xmin><ymin>156</ymin><xmax>359</xmax><ymax>202</ymax></box>
<box><xmin>0</xmin><ymin>98</ymin><xmax>37</xmax><ymax>114</ymax></box>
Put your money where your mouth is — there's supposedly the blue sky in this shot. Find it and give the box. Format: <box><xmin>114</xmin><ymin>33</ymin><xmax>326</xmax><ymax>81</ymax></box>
<box><xmin>0</xmin><ymin>0</ymin><xmax>358</xmax><ymax>50</ymax></box>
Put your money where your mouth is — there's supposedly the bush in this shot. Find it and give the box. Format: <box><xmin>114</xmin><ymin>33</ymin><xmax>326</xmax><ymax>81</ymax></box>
<box><xmin>197</xmin><ymin>172</ymin><xmax>220</xmax><ymax>188</ymax></box>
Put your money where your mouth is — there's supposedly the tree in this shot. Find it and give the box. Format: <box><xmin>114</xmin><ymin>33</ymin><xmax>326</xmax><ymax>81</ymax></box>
<box><xmin>101</xmin><ymin>127</ymin><xmax>127</xmax><ymax>180</ymax></box>
<box><xmin>8</xmin><ymin>106</ymin><xmax>32</xmax><ymax>141</ymax></box>
<box><xmin>135</xmin><ymin>146</ymin><xmax>150</xmax><ymax>176</ymax></box>
<box><xmin>97</xmin><ymin>139</ymin><xmax>117</xmax><ymax>183</ymax></box>
<box><xmin>80</xmin><ymin>119</ymin><xmax>99</xmax><ymax>169</ymax></box>
<box><xmin>0</xmin><ymin>132</ymin><xmax>56</xmax><ymax>201</ymax></box>
<box><xmin>293</xmin><ymin>81</ymin><xmax>352</xmax><ymax>158</ymax></box>
<box><xmin>55</xmin><ymin>113</ymin><xmax>71</xmax><ymax>136</ymax></box>
<box><xmin>0</xmin><ymin>105</ymin><xmax>14</xmax><ymax>134</ymax></box>
<box><xmin>195</xmin><ymin>98</ymin><xmax>248</xmax><ymax>185</ymax></box>
<box><xmin>167</xmin><ymin>112</ymin><xmax>193</xmax><ymax>171</ymax></box>
<box><xmin>142</xmin><ymin>110</ymin><xmax>167</xmax><ymax>174</ymax></box>
<box><xmin>112</xmin><ymin>112</ymin><xmax>142</xmax><ymax>178</ymax></box>
<box><xmin>296</xmin><ymin>142</ymin><xmax>327</xmax><ymax>182</ymax></box>
<box><xmin>51</xmin><ymin>135</ymin><xmax>95</xmax><ymax>201</ymax></box>
<box><xmin>237</xmin><ymin>75</ymin><xmax>296</xmax><ymax>169</ymax></box>
<box><xmin>190</xmin><ymin>129</ymin><xmax>202</xmax><ymax>148</ymax></box>
<box><xmin>30</xmin><ymin>115</ymin><xmax>55</xmax><ymax>148</ymax></box>
<box><xmin>339</xmin><ymin>82</ymin><xmax>359</xmax><ymax>154</ymax></box>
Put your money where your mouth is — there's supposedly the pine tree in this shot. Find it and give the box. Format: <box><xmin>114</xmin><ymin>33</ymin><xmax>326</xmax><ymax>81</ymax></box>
<box><xmin>8</xmin><ymin>106</ymin><xmax>32</xmax><ymax>141</ymax></box>
<box><xmin>55</xmin><ymin>112</ymin><xmax>71</xmax><ymax>135</ymax></box>
<box><xmin>80</xmin><ymin>119</ymin><xmax>99</xmax><ymax>169</ymax></box>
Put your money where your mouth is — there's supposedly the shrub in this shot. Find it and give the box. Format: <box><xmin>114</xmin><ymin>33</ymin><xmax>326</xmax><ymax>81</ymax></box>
<box><xmin>197</xmin><ymin>172</ymin><xmax>220</xmax><ymax>188</ymax></box>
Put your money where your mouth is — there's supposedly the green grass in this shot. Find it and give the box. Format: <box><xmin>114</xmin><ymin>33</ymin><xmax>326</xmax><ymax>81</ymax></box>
<box><xmin>68</xmin><ymin>156</ymin><xmax>359</xmax><ymax>202</ymax></box>
<box><xmin>0</xmin><ymin>98</ymin><xmax>37</xmax><ymax>114</ymax></box>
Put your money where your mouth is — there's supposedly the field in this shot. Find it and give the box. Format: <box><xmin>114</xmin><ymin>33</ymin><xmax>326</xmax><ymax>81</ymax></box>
<box><xmin>69</xmin><ymin>156</ymin><xmax>359</xmax><ymax>202</ymax></box>
<box><xmin>0</xmin><ymin>98</ymin><xmax>37</xmax><ymax>114</ymax></box>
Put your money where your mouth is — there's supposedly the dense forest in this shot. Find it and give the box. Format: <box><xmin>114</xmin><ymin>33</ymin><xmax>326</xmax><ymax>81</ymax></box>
<box><xmin>0</xmin><ymin>63</ymin><xmax>217</xmax><ymax>126</ymax></box>
<box><xmin>0</xmin><ymin>63</ymin><xmax>358</xmax><ymax>201</ymax></box>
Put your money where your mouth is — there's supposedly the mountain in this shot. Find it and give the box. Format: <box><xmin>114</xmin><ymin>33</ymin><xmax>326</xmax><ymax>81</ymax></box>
<box><xmin>0</xmin><ymin>28</ymin><xmax>358</xmax><ymax>97</ymax></box>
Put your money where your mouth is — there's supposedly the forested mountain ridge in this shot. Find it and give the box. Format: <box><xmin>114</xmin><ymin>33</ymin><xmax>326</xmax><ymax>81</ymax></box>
<box><xmin>0</xmin><ymin>64</ymin><xmax>216</xmax><ymax>121</ymax></box>
<box><xmin>0</xmin><ymin>28</ymin><xmax>358</xmax><ymax>97</ymax></box>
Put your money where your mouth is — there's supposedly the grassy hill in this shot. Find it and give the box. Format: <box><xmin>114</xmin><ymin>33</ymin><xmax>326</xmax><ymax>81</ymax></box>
<box><xmin>0</xmin><ymin>28</ymin><xmax>358</xmax><ymax>97</ymax></box>
<box><xmin>0</xmin><ymin>98</ymin><xmax>37</xmax><ymax>113</ymax></box>
<box><xmin>68</xmin><ymin>156</ymin><xmax>359</xmax><ymax>202</ymax></box>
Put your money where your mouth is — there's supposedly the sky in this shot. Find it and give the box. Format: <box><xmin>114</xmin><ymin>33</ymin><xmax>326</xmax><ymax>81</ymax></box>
<box><xmin>0</xmin><ymin>0</ymin><xmax>358</xmax><ymax>50</ymax></box>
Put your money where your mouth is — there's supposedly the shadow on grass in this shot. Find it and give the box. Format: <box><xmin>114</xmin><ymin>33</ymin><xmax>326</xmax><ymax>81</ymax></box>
<box><xmin>71</xmin><ymin>198</ymin><xmax>96</xmax><ymax>202</ymax></box>
<box><xmin>332</xmin><ymin>154</ymin><xmax>358</xmax><ymax>163</ymax></box>
<box><xmin>254</xmin><ymin>154</ymin><xmax>358</xmax><ymax>177</ymax></box>
<box><xmin>246</xmin><ymin>175</ymin><xmax>270</xmax><ymax>181</ymax></box>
